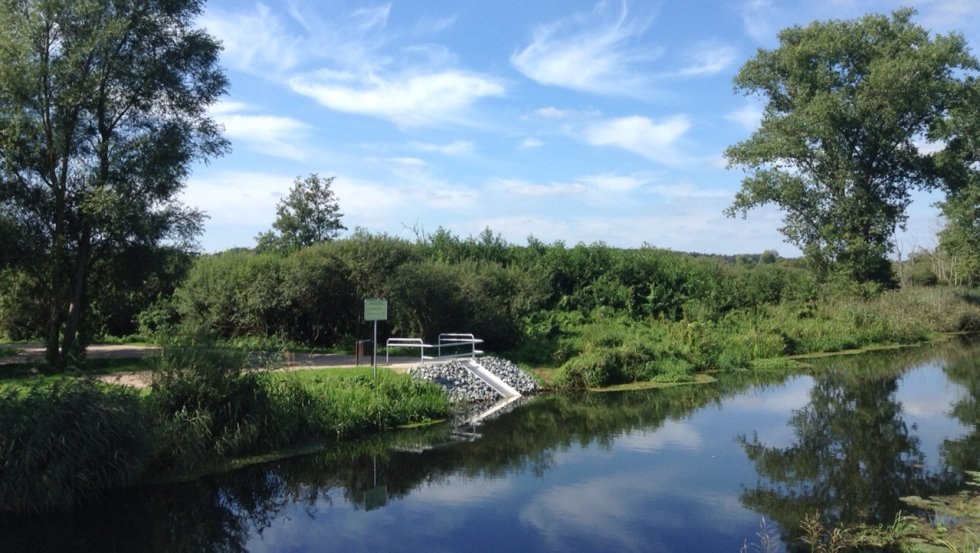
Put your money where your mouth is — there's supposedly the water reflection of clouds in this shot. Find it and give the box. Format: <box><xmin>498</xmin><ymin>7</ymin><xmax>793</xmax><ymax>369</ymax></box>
<box><xmin>246</xmin><ymin>480</ymin><xmax>475</xmax><ymax>553</ymax></box>
<box><xmin>898</xmin><ymin>366</ymin><xmax>968</xmax><ymax>418</ymax></box>
<box><xmin>724</xmin><ymin>376</ymin><xmax>813</xmax><ymax>414</ymax></box>
<box><xmin>409</xmin><ymin>474</ymin><xmax>516</xmax><ymax>507</ymax></box>
<box><xmin>518</xmin><ymin>463</ymin><xmax>755</xmax><ymax>553</ymax></box>
<box><xmin>616</xmin><ymin>419</ymin><xmax>704</xmax><ymax>452</ymax></box>
<box><xmin>519</xmin><ymin>470</ymin><xmax>679</xmax><ymax>553</ymax></box>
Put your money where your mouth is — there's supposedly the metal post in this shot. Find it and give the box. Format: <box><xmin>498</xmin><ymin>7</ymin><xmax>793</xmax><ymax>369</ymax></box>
<box><xmin>372</xmin><ymin>319</ymin><xmax>378</xmax><ymax>378</ymax></box>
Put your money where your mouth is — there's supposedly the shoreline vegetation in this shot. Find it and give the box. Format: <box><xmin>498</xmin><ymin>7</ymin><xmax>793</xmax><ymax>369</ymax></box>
<box><xmin>3</xmin><ymin>239</ymin><xmax>980</xmax><ymax>525</ymax></box>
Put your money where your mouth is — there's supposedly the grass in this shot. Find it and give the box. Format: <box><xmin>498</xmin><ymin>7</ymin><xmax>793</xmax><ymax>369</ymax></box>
<box><xmin>592</xmin><ymin>372</ymin><xmax>717</xmax><ymax>392</ymax></box>
<box><xmin>269</xmin><ymin>366</ymin><xmax>392</xmax><ymax>382</ymax></box>
<box><xmin>546</xmin><ymin>286</ymin><xmax>980</xmax><ymax>389</ymax></box>
<box><xmin>0</xmin><ymin>332</ymin><xmax>452</xmax><ymax>516</ymax></box>
<box><xmin>0</xmin><ymin>357</ymin><xmax>157</xmax><ymax>393</ymax></box>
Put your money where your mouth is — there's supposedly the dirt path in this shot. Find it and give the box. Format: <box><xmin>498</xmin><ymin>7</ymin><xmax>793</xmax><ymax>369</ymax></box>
<box><xmin>1</xmin><ymin>343</ymin><xmax>421</xmax><ymax>388</ymax></box>
<box><xmin>0</xmin><ymin>343</ymin><xmax>161</xmax><ymax>365</ymax></box>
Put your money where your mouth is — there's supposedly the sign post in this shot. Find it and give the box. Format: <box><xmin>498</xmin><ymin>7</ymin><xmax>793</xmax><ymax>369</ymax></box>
<box><xmin>363</xmin><ymin>299</ymin><xmax>388</xmax><ymax>378</ymax></box>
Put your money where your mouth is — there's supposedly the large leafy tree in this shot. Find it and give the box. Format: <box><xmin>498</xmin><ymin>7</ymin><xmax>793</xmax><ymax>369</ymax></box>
<box><xmin>935</xmin><ymin>79</ymin><xmax>980</xmax><ymax>285</ymax></box>
<box><xmin>725</xmin><ymin>9</ymin><xmax>978</xmax><ymax>284</ymax></box>
<box><xmin>0</xmin><ymin>0</ymin><xmax>228</xmax><ymax>368</ymax></box>
<box><xmin>255</xmin><ymin>174</ymin><xmax>346</xmax><ymax>253</ymax></box>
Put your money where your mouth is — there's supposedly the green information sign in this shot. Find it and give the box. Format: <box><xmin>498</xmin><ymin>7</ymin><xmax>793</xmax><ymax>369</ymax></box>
<box><xmin>364</xmin><ymin>299</ymin><xmax>388</xmax><ymax>321</ymax></box>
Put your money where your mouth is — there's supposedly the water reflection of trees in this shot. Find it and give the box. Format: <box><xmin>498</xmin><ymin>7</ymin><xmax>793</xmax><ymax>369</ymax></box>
<box><xmin>5</xmin><ymin>341</ymin><xmax>976</xmax><ymax>553</ymax></box>
<box><xmin>940</xmin><ymin>339</ymin><xmax>980</xmax><ymax>473</ymax></box>
<box><xmin>2</xmin><ymin>372</ymin><xmax>789</xmax><ymax>552</ymax></box>
<box><xmin>739</xmin><ymin>342</ymin><xmax>974</xmax><ymax>550</ymax></box>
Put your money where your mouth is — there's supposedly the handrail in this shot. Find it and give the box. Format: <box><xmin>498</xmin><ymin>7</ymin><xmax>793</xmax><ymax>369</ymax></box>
<box><xmin>385</xmin><ymin>338</ymin><xmax>433</xmax><ymax>363</ymax></box>
<box><xmin>385</xmin><ymin>333</ymin><xmax>484</xmax><ymax>363</ymax></box>
<box><xmin>437</xmin><ymin>333</ymin><xmax>484</xmax><ymax>358</ymax></box>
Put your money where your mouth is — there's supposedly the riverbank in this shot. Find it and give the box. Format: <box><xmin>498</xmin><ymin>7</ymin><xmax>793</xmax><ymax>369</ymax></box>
<box><xmin>0</xmin><ymin>351</ymin><xmax>451</xmax><ymax>516</ymax></box>
<box><xmin>542</xmin><ymin>286</ymin><xmax>980</xmax><ymax>389</ymax></box>
<box><xmin>3</xmin><ymin>285</ymin><xmax>979</xmax><ymax>517</ymax></box>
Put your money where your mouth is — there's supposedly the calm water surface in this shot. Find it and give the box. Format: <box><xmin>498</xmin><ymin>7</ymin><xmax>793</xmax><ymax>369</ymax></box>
<box><xmin>5</xmin><ymin>339</ymin><xmax>978</xmax><ymax>552</ymax></box>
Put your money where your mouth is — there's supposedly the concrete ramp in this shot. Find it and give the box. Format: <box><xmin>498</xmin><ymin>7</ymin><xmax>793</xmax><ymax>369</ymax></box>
<box><xmin>460</xmin><ymin>358</ymin><xmax>523</xmax><ymax>425</ymax></box>
<box><xmin>460</xmin><ymin>359</ymin><xmax>521</xmax><ymax>399</ymax></box>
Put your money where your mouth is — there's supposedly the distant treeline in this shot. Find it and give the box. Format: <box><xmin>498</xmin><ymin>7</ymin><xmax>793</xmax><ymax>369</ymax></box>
<box><xmin>150</xmin><ymin>229</ymin><xmax>812</xmax><ymax>350</ymax></box>
<box><xmin>139</xmin><ymin>229</ymin><xmax>979</xmax><ymax>385</ymax></box>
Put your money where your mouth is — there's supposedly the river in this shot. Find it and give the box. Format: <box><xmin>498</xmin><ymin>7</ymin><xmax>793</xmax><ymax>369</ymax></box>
<box><xmin>4</xmin><ymin>338</ymin><xmax>977</xmax><ymax>552</ymax></box>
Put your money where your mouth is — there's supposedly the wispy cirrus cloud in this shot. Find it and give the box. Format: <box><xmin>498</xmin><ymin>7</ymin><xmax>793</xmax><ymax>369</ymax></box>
<box><xmin>210</xmin><ymin>102</ymin><xmax>313</xmax><ymax>161</ymax></box>
<box><xmin>410</xmin><ymin>140</ymin><xmax>475</xmax><ymax>155</ymax></box>
<box><xmin>725</xmin><ymin>102</ymin><xmax>764</xmax><ymax>132</ymax></box>
<box><xmin>201</xmin><ymin>3</ymin><xmax>304</xmax><ymax>75</ymax></box>
<box><xmin>289</xmin><ymin>69</ymin><xmax>504</xmax><ymax>128</ymax></box>
<box><xmin>582</xmin><ymin>115</ymin><xmax>691</xmax><ymax>165</ymax></box>
<box><xmin>675</xmin><ymin>42</ymin><xmax>738</xmax><ymax>76</ymax></box>
<box><xmin>739</xmin><ymin>0</ymin><xmax>780</xmax><ymax>43</ymax></box>
<box><xmin>491</xmin><ymin>177</ymin><xmax>586</xmax><ymax>197</ymax></box>
<box><xmin>520</xmin><ymin>137</ymin><xmax>544</xmax><ymax>149</ymax></box>
<box><xmin>204</xmin><ymin>2</ymin><xmax>503</xmax><ymax>129</ymax></box>
<box><xmin>511</xmin><ymin>1</ymin><xmax>660</xmax><ymax>96</ymax></box>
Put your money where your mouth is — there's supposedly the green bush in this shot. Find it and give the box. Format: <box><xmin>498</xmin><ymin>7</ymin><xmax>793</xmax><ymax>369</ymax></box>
<box><xmin>0</xmin><ymin>380</ymin><xmax>152</xmax><ymax>515</ymax></box>
<box><xmin>150</xmin><ymin>329</ymin><xmax>275</xmax><ymax>465</ymax></box>
<box><xmin>271</xmin><ymin>371</ymin><xmax>449</xmax><ymax>438</ymax></box>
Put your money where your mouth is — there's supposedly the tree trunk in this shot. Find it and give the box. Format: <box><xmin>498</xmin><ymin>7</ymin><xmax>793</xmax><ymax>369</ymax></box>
<box><xmin>60</xmin><ymin>226</ymin><xmax>92</xmax><ymax>366</ymax></box>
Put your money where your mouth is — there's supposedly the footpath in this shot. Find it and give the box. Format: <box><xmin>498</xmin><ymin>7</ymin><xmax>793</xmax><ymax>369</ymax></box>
<box><xmin>0</xmin><ymin>343</ymin><xmax>424</xmax><ymax>388</ymax></box>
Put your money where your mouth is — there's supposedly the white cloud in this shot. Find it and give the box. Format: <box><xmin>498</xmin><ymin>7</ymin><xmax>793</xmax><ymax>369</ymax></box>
<box><xmin>579</xmin><ymin>173</ymin><xmax>650</xmax><ymax>192</ymax></box>
<box><xmin>206</xmin><ymin>3</ymin><xmax>499</xmax><ymax>129</ymax></box>
<box><xmin>410</xmin><ymin>140</ymin><xmax>475</xmax><ymax>155</ymax></box>
<box><xmin>740</xmin><ymin>0</ymin><xmax>779</xmax><ymax>43</ymax></box>
<box><xmin>532</xmin><ymin>106</ymin><xmax>600</xmax><ymax>120</ymax></box>
<box><xmin>182</xmin><ymin>171</ymin><xmax>293</xmax><ymax>234</ymax></box>
<box><xmin>521</xmin><ymin>137</ymin><xmax>544</xmax><ymax>149</ymax></box>
<box><xmin>583</xmin><ymin>115</ymin><xmax>691</xmax><ymax>164</ymax></box>
<box><xmin>492</xmin><ymin>178</ymin><xmax>586</xmax><ymax>197</ymax></box>
<box><xmin>725</xmin><ymin>103</ymin><xmax>764</xmax><ymax>132</ymax></box>
<box><xmin>911</xmin><ymin>0</ymin><xmax>980</xmax><ymax>30</ymax></box>
<box><xmin>651</xmin><ymin>182</ymin><xmax>731</xmax><ymax>200</ymax></box>
<box><xmin>289</xmin><ymin>69</ymin><xmax>504</xmax><ymax>128</ymax></box>
<box><xmin>492</xmin><ymin>172</ymin><xmax>658</xmax><ymax>198</ymax></box>
<box><xmin>350</xmin><ymin>4</ymin><xmax>391</xmax><ymax>32</ymax></box>
<box><xmin>201</xmin><ymin>3</ymin><xmax>303</xmax><ymax>75</ymax></box>
<box><xmin>511</xmin><ymin>1</ymin><xmax>659</xmax><ymax>95</ymax></box>
<box><xmin>210</xmin><ymin>102</ymin><xmax>313</xmax><ymax>161</ymax></box>
<box><xmin>676</xmin><ymin>42</ymin><xmax>738</xmax><ymax>76</ymax></box>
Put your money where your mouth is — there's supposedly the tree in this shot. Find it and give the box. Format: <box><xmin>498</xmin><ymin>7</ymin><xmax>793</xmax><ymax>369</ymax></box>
<box><xmin>725</xmin><ymin>9</ymin><xmax>978</xmax><ymax>284</ymax></box>
<box><xmin>255</xmin><ymin>174</ymin><xmax>345</xmax><ymax>253</ymax></box>
<box><xmin>935</xmin><ymin>79</ymin><xmax>980</xmax><ymax>285</ymax></box>
<box><xmin>0</xmin><ymin>0</ymin><xmax>227</xmax><ymax>368</ymax></box>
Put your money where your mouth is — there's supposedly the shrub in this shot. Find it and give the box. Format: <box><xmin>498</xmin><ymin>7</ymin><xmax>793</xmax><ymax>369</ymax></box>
<box><xmin>0</xmin><ymin>380</ymin><xmax>152</xmax><ymax>515</ymax></box>
<box><xmin>150</xmin><ymin>329</ymin><xmax>275</xmax><ymax>465</ymax></box>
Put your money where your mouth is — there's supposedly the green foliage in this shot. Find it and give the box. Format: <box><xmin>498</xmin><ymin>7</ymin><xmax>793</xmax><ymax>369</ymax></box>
<box><xmin>725</xmin><ymin>8</ymin><xmax>979</xmax><ymax>284</ymax></box>
<box><xmin>255</xmin><ymin>174</ymin><xmax>346</xmax><ymax>253</ymax></box>
<box><xmin>935</xmin><ymin>78</ymin><xmax>980</xmax><ymax>287</ymax></box>
<box><xmin>270</xmin><ymin>372</ymin><xmax>449</xmax><ymax>438</ymax></box>
<box><xmin>0</xmin><ymin>0</ymin><xmax>227</xmax><ymax>368</ymax></box>
<box><xmin>0</xmin><ymin>268</ymin><xmax>46</xmax><ymax>341</ymax></box>
<box><xmin>159</xmin><ymin>228</ymin><xmax>980</xmax><ymax>393</ymax></box>
<box><xmin>0</xmin><ymin>380</ymin><xmax>153</xmax><ymax>515</ymax></box>
<box><xmin>149</xmin><ymin>329</ymin><xmax>276</xmax><ymax>466</ymax></box>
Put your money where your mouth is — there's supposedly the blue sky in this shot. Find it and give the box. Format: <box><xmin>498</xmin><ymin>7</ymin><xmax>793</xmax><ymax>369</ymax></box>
<box><xmin>186</xmin><ymin>0</ymin><xmax>980</xmax><ymax>255</ymax></box>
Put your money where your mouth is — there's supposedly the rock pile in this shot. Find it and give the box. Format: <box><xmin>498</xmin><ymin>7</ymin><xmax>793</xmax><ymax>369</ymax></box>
<box><xmin>409</xmin><ymin>356</ymin><xmax>540</xmax><ymax>403</ymax></box>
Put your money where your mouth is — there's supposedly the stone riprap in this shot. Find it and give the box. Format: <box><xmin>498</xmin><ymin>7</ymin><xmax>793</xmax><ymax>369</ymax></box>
<box><xmin>409</xmin><ymin>356</ymin><xmax>540</xmax><ymax>404</ymax></box>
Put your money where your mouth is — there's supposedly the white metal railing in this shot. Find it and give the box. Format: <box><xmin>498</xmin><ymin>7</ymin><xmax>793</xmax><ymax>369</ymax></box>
<box><xmin>385</xmin><ymin>338</ymin><xmax>434</xmax><ymax>363</ymax></box>
<box><xmin>437</xmin><ymin>333</ymin><xmax>484</xmax><ymax>359</ymax></box>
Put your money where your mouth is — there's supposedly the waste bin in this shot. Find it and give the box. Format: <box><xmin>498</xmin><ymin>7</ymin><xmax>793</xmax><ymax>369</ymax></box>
<box><xmin>356</xmin><ymin>339</ymin><xmax>373</xmax><ymax>366</ymax></box>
